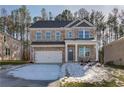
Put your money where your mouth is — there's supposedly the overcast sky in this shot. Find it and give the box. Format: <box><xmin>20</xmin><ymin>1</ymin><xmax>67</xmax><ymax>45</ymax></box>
<box><xmin>0</xmin><ymin>5</ymin><xmax>124</xmax><ymax>18</ymax></box>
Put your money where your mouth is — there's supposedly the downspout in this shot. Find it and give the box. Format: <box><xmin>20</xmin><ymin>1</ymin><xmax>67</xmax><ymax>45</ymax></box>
<box><xmin>1</xmin><ymin>40</ymin><xmax>3</xmax><ymax>61</ymax></box>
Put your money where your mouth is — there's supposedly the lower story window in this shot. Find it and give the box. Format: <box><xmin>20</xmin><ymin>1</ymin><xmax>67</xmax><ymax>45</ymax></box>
<box><xmin>79</xmin><ymin>47</ymin><xmax>85</xmax><ymax>57</ymax></box>
<box><xmin>85</xmin><ymin>48</ymin><xmax>90</xmax><ymax>57</ymax></box>
<box><xmin>79</xmin><ymin>47</ymin><xmax>90</xmax><ymax>57</ymax></box>
<box><xmin>5</xmin><ymin>48</ymin><xmax>11</xmax><ymax>56</ymax></box>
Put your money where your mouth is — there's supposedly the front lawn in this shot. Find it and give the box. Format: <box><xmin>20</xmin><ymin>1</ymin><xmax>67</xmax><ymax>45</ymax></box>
<box><xmin>60</xmin><ymin>63</ymin><xmax>124</xmax><ymax>87</ymax></box>
<box><xmin>61</xmin><ymin>80</ymin><xmax>117</xmax><ymax>87</ymax></box>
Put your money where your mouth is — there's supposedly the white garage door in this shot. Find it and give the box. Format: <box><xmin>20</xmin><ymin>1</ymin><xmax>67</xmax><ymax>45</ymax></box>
<box><xmin>35</xmin><ymin>51</ymin><xmax>62</xmax><ymax>63</ymax></box>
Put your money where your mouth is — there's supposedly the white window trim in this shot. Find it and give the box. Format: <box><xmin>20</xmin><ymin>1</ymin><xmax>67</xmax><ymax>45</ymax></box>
<box><xmin>45</xmin><ymin>31</ymin><xmax>51</xmax><ymax>40</ymax></box>
<box><xmin>35</xmin><ymin>32</ymin><xmax>42</xmax><ymax>41</ymax></box>
<box><xmin>83</xmin><ymin>30</ymin><xmax>85</xmax><ymax>38</ymax></box>
<box><xmin>55</xmin><ymin>31</ymin><xmax>61</xmax><ymax>41</ymax></box>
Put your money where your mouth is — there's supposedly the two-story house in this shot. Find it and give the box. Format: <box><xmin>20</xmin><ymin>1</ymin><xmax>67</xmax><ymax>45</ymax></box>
<box><xmin>29</xmin><ymin>18</ymin><xmax>98</xmax><ymax>63</ymax></box>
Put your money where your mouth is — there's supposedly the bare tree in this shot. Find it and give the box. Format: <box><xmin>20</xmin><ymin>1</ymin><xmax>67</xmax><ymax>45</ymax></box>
<box><xmin>77</xmin><ymin>8</ymin><xmax>89</xmax><ymax>20</ymax></box>
<box><xmin>41</xmin><ymin>8</ymin><xmax>48</xmax><ymax>20</ymax></box>
<box><xmin>119</xmin><ymin>10</ymin><xmax>124</xmax><ymax>37</ymax></box>
<box><xmin>55</xmin><ymin>9</ymin><xmax>73</xmax><ymax>21</ymax></box>
<box><xmin>49</xmin><ymin>12</ymin><xmax>53</xmax><ymax>20</ymax></box>
<box><xmin>0</xmin><ymin>8</ymin><xmax>8</xmax><ymax>32</ymax></box>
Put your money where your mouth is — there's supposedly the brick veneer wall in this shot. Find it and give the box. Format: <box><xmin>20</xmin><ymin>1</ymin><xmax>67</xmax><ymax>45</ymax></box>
<box><xmin>0</xmin><ymin>32</ymin><xmax>23</xmax><ymax>60</ymax></box>
<box><xmin>104</xmin><ymin>37</ymin><xmax>124</xmax><ymax>65</ymax></box>
<box><xmin>30</xmin><ymin>28</ymin><xmax>96</xmax><ymax>41</ymax></box>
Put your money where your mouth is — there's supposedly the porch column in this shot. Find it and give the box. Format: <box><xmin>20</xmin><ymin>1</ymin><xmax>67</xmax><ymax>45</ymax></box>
<box><xmin>96</xmin><ymin>43</ymin><xmax>98</xmax><ymax>61</ymax></box>
<box><xmin>65</xmin><ymin>43</ymin><xmax>68</xmax><ymax>62</ymax></box>
<box><xmin>75</xmin><ymin>44</ymin><xmax>78</xmax><ymax>62</ymax></box>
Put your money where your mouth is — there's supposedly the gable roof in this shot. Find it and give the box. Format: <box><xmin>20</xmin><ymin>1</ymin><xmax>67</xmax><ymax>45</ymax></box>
<box><xmin>77</xmin><ymin>22</ymin><xmax>93</xmax><ymax>27</ymax></box>
<box><xmin>30</xmin><ymin>19</ymin><xmax>94</xmax><ymax>28</ymax></box>
<box><xmin>64</xmin><ymin>18</ymin><xmax>81</xmax><ymax>27</ymax></box>
<box><xmin>69</xmin><ymin>20</ymin><xmax>81</xmax><ymax>27</ymax></box>
<box><xmin>74</xmin><ymin>19</ymin><xmax>94</xmax><ymax>27</ymax></box>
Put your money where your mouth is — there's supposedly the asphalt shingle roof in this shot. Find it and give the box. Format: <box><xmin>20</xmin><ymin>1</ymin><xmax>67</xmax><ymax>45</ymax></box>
<box><xmin>30</xmin><ymin>20</ymin><xmax>72</xmax><ymax>28</ymax></box>
<box><xmin>30</xmin><ymin>19</ymin><xmax>94</xmax><ymax>28</ymax></box>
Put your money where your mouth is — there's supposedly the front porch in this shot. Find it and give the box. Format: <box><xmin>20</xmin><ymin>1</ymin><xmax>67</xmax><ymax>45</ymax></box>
<box><xmin>65</xmin><ymin>40</ymin><xmax>98</xmax><ymax>62</ymax></box>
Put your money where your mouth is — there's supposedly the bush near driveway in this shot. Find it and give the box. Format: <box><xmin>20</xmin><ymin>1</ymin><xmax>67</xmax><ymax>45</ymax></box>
<box><xmin>0</xmin><ymin>60</ymin><xmax>28</xmax><ymax>65</ymax></box>
<box><xmin>99</xmin><ymin>47</ymin><xmax>104</xmax><ymax>64</ymax></box>
<box><xmin>105</xmin><ymin>62</ymin><xmax>124</xmax><ymax>70</ymax></box>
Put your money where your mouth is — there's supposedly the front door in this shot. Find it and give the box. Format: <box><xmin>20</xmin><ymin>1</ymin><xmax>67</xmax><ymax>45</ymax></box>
<box><xmin>68</xmin><ymin>48</ymin><xmax>73</xmax><ymax>61</ymax></box>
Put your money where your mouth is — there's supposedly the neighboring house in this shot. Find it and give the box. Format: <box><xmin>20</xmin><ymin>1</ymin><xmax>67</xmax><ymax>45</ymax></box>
<box><xmin>104</xmin><ymin>37</ymin><xmax>124</xmax><ymax>65</ymax></box>
<box><xmin>0</xmin><ymin>31</ymin><xmax>22</xmax><ymax>61</ymax></box>
<box><xmin>29</xmin><ymin>18</ymin><xmax>98</xmax><ymax>63</ymax></box>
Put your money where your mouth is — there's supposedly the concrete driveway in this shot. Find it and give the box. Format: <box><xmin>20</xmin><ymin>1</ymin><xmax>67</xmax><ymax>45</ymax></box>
<box><xmin>0</xmin><ymin>64</ymin><xmax>61</xmax><ymax>87</ymax></box>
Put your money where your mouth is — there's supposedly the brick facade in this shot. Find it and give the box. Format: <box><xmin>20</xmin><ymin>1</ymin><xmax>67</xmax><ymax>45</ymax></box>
<box><xmin>30</xmin><ymin>28</ymin><xmax>96</xmax><ymax>41</ymax></box>
<box><xmin>104</xmin><ymin>37</ymin><xmax>124</xmax><ymax>65</ymax></box>
<box><xmin>0</xmin><ymin>32</ymin><xmax>22</xmax><ymax>61</ymax></box>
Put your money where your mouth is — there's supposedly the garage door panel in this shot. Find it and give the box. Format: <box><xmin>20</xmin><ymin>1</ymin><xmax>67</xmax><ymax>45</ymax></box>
<box><xmin>35</xmin><ymin>51</ymin><xmax>62</xmax><ymax>63</ymax></box>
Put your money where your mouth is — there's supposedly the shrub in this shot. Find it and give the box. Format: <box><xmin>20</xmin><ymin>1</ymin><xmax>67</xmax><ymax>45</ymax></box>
<box><xmin>99</xmin><ymin>47</ymin><xmax>104</xmax><ymax>64</ymax></box>
<box><xmin>105</xmin><ymin>63</ymin><xmax>124</xmax><ymax>69</ymax></box>
<box><xmin>0</xmin><ymin>60</ymin><xmax>28</xmax><ymax>65</ymax></box>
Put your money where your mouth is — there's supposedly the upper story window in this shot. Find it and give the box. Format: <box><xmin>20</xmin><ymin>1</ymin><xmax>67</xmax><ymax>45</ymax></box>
<box><xmin>45</xmin><ymin>32</ymin><xmax>51</xmax><ymax>40</ymax></box>
<box><xmin>85</xmin><ymin>31</ymin><xmax>90</xmax><ymax>39</ymax></box>
<box><xmin>35</xmin><ymin>32</ymin><xmax>41</xmax><ymax>41</ymax></box>
<box><xmin>67</xmin><ymin>31</ymin><xmax>72</xmax><ymax>39</ymax></box>
<box><xmin>90</xmin><ymin>33</ymin><xmax>94</xmax><ymax>39</ymax></box>
<box><xmin>55</xmin><ymin>32</ymin><xmax>61</xmax><ymax>41</ymax></box>
<box><xmin>78</xmin><ymin>31</ymin><xmax>84</xmax><ymax>39</ymax></box>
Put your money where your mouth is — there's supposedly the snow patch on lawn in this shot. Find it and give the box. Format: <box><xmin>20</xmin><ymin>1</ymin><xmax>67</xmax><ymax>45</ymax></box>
<box><xmin>60</xmin><ymin>63</ymin><xmax>110</xmax><ymax>84</ymax></box>
<box><xmin>8</xmin><ymin>64</ymin><xmax>61</xmax><ymax>80</ymax></box>
<box><xmin>61</xmin><ymin>63</ymin><xmax>89</xmax><ymax>77</ymax></box>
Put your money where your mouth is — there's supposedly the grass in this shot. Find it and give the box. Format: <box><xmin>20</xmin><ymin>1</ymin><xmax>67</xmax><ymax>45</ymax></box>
<box><xmin>118</xmin><ymin>75</ymin><xmax>124</xmax><ymax>82</ymax></box>
<box><xmin>113</xmin><ymin>75</ymin><xmax>124</xmax><ymax>82</ymax></box>
<box><xmin>61</xmin><ymin>80</ymin><xmax>118</xmax><ymax>87</ymax></box>
<box><xmin>0</xmin><ymin>60</ymin><xmax>28</xmax><ymax>65</ymax></box>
